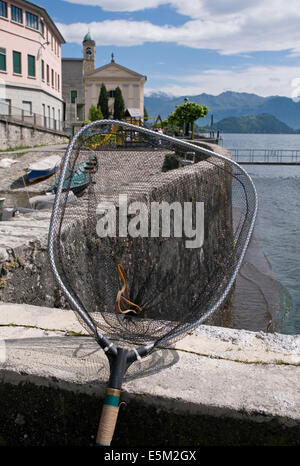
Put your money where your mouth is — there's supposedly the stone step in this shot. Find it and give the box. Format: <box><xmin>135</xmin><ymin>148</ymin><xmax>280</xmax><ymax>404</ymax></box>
<box><xmin>0</xmin><ymin>211</ymin><xmax>51</xmax><ymax>249</ymax></box>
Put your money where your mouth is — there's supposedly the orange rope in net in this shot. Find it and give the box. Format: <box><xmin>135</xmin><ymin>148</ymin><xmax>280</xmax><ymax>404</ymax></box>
<box><xmin>116</xmin><ymin>264</ymin><xmax>143</xmax><ymax>315</ymax></box>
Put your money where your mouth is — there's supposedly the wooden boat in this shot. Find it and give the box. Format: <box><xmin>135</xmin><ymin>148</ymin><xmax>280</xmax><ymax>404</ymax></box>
<box><xmin>50</xmin><ymin>155</ymin><xmax>98</xmax><ymax>195</ymax></box>
<box><xmin>27</xmin><ymin>155</ymin><xmax>61</xmax><ymax>183</ymax></box>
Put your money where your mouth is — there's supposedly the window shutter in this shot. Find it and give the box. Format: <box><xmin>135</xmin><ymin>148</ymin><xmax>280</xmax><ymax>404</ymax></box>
<box><xmin>28</xmin><ymin>55</ymin><xmax>35</xmax><ymax>77</ymax></box>
<box><xmin>13</xmin><ymin>51</ymin><xmax>21</xmax><ymax>74</ymax></box>
<box><xmin>0</xmin><ymin>48</ymin><xmax>6</xmax><ymax>71</ymax></box>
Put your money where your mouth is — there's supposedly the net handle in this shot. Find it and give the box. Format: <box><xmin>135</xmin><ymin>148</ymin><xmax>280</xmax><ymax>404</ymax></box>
<box><xmin>96</xmin><ymin>388</ymin><xmax>121</xmax><ymax>446</ymax></box>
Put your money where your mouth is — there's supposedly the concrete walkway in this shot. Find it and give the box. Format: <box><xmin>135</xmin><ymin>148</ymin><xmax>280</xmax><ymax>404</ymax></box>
<box><xmin>0</xmin><ymin>144</ymin><xmax>68</xmax><ymax>156</ymax></box>
<box><xmin>0</xmin><ymin>303</ymin><xmax>299</xmax><ymax>445</ymax></box>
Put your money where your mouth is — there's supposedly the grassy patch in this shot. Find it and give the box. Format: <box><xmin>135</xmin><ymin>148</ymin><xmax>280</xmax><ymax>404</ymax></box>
<box><xmin>0</xmin><ymin>144</ymin><xmax>48</xmax><ymax>153</ymax></box>
<box><xmin>0</xmin><ymin>145</ymin><xmax>32</xmax><ymax>153</ymax></box>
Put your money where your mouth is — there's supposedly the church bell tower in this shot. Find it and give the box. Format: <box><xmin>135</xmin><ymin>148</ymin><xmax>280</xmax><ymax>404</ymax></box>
<box><xmin>83</xmin><ymin>32</ymin><xmax>95</xmax><ymax>75</ymax></box>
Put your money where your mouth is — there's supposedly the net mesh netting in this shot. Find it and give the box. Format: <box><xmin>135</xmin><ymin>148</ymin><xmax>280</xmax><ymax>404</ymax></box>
<box><xmin>49</xmin><ymin>121</ymin><xmax>257</xmax><ymax>347</ymax></box>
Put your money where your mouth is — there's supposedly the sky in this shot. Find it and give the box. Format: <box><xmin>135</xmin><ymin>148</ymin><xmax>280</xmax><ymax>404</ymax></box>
<box><xmin>36</xmin><ymin>0</ymin><xmax>300</xmax><ymax>98</ymax></box>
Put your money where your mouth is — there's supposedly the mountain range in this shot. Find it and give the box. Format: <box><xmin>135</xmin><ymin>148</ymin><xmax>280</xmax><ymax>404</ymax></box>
<box><xmin>144</xmin><ymin>91</ymin><xmax>300</xmax><ymax>129</ymax></box>
<box><xmin>211</xmin><ymin>113</ymin><xmax>298</xmax><ymax>134</ymax></box>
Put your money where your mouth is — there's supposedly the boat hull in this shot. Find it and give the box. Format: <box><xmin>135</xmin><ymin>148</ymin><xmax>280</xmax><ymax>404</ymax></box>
<box><xmin>50</xmin><ymin>156</ymin><xmax>98</xmax><ymax>195</ymax></box>
<box><xmin>27</xmin><ymin>166</ymin><xmax>59</xmax><ymax>183</ymax></box>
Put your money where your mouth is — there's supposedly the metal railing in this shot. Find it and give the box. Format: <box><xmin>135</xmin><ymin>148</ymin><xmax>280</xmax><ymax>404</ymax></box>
<box><xmin>194</xmin><ymin>130</ymin><xmax>221</xmax><ymax>140</ymax></box>
<box><xmin>0</xmin><ymin>101</ymin><xmax>63</xmax><ymax>132</ymax></box>
<box><xmin>230</xmin><ymin>148</ymin><xmax>300</xmax><ymax>164</ymax></box>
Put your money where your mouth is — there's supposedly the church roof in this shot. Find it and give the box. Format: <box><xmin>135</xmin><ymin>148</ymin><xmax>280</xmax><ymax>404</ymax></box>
<box><xmin>85</xmin><ymin>61</ymin><xmax>147</xmax><ymax>81</ymax></box>
<box><xmin>83</xmin><ymin>32</ymin><xmax>93</xmax><ymax>42</ymax></box>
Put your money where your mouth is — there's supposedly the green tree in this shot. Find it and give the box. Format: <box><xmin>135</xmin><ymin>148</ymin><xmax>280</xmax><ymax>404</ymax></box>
<box><xmin>88</xmin><ymin>104</ymin><xmax>103</xmax><ymax>122</ymax></box>
<box><xmin>144</xmin><ymin>106</ymin><xmax>149</xmax><ymax>122</ymax></box>
<box><xmin>167</xmin><ymin>112</ymin><xmax>180</xmax><ymax>127</ymax></box>
<box><xmin>98</xmin><ymin>83</ymin><xmax>109</xmax><ymax>119</ymax></box>
<box><xmin>171</xmin><ymin>102</ymin><xmax>209</xmax><ymax>139</ymax></box>
<box><xmin>113</xmin><ymin>86</ymin><xmax>125</xmax><ymax>120</ymax></box>
<box><xmin>162</xmin><ymin>113</ymin><xmax>181</xmax><ymax>135</ymax></box>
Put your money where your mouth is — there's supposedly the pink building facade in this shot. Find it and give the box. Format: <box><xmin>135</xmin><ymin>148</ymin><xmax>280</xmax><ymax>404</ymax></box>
<box><xmin>0</xmin><ymin>0</ymin><xmax>65</xmax><ymax>130</ymax></box>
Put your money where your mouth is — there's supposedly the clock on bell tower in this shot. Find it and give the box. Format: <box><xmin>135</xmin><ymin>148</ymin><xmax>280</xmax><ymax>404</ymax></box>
<box><xmin>83</xmin><ymin>32</ymin><xmax>95</xmax><ymax>75</ymax></box>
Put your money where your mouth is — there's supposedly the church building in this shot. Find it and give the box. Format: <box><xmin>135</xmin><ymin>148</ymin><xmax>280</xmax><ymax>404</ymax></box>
<box><xmin>62</xmin><ymin>33</ymin><xmax>147</xmax><ymax>130</ymax></box>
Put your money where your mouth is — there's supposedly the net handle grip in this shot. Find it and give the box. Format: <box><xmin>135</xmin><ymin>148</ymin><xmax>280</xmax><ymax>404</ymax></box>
<box><xmin>96</xmin><ymin>388</ymin><xmax>120</xmax><ymax>446</ymax></box>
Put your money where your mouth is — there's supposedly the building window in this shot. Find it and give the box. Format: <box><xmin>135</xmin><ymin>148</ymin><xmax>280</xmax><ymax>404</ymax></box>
<box><xmin>46</xmin><ymin>64</ymin><xmax>49</xmax><ymax>84</ymax></box>
<box><xmin>0</xmin><ymin>98</ymin><xmax>11</xmax><ymax>115</ymax></box>
<box><xmin>27</xmin><ymin>54</ymin><xmax>35</xmax><ymax>77</ymax></box>
<box><xmin>42</xmin><ymin>103</ymin><xmax>46</xmax><ymax>127</ymax></box>
<box><xmin>40</xmin><ymin>20</ymin><xmax>44</xmax><ymax>36</ymax></box>
<box><xmin>41</xmin><ymin>59</ymin><xmax>45</xmax><ymax>81</ymax></box>
<box><xmin>57</xmin><ymin>74</ymin><xmax>60</xmax><ymax>92</ymax></box>
<box><xmin>11</xmin><ymin>5</ymin><xmax>23</xmax><ymax>23</ymax></box>
<box><xmin>0</xmin><ymin>1</ymin><xmax>7</xmax><ymax>18</ymax></box>
<box><xmin>26</xmin><ymin>11</ymin><xmax>38</xmax><ymax>30</ymax></box>
<box><xmin>71</xmin><ymin>90</ymin><xmax>77</xmax><ymax>104</ymax></box>
<box><xmin>108</xmin><ymin>90</ymin><xmax>116</xmax><ymax>98</ymax></box>
<box><xmin>0</xmin><ymin>47</ymin><xmax>6</xmax><ymax>71</ymax></box>
<box><xmin>22</xmin><ymin>101</ymin><xmax>32</xmax><ymax>116</ymax></box>
<box><xmin>13</xmin><ymin>51</ymin><xmax>21</xmax><ymax>74</ymax></box>
<box><xmin>51</xmin><ymin>68</ymin><xmax>54</xmax><ymax>87</ymax></box>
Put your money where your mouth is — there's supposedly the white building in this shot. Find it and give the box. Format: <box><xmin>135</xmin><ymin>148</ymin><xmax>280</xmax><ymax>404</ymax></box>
<box><xmin>0</xmin><ymin>0</ymin><xmax>65</xmax><ymax>130</ymax></box>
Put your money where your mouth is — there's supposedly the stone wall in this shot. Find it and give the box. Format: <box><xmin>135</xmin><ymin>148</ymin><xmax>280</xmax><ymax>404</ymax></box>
<box><xmin>0</xmin><ymin>119</ymin><xmax>69</xmax><ymax>151</ymax></box>
<box><xmin>0</xmin><ymin>144</ymin><xmax>234</xmax><ymax>329</ymax></box>
<box><xmin>0</xmin><ymin>211</ymin><xmax>66</xmax><ymax>309</ymax></box>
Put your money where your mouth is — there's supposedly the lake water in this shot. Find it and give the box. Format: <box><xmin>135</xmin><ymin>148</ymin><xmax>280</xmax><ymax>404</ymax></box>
<box><xmin>222</xmin><ymin>133</ymin><xmax>300</xmax><ymax>335</ymax></box>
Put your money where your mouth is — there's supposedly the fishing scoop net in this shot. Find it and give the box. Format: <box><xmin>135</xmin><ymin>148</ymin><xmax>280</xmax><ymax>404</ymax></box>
<box><xmin>49</xmin><ymin>120</ymin><xmax>257</xmax><ymax>348</ymax></box>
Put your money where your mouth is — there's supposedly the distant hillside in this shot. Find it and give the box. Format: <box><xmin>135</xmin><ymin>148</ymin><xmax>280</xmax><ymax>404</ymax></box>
<box><xmin>212</xmin><ymin>113</ymin><xmax>297</xmax><ymax>134</ymax></box>
<box><xmin>144</xmin><ymin>91</ymin><xmax>300</xmax><ymax>129</ymax></box>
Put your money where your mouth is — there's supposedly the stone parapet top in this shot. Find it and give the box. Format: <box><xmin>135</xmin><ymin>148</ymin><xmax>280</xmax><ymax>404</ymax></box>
<box><xmin>0</xmin><ymin>303</ymin><xmax>299</xmax><ymax>424</ymax></box>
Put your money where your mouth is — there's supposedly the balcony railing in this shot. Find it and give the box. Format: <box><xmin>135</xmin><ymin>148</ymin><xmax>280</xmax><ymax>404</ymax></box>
<box><xmin>0</xmin><ymin>101</ymin><xmax>63</xmax><ymax>132</ymax></box>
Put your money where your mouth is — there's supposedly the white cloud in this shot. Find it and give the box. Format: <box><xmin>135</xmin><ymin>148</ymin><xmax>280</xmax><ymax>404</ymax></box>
<box><xmin>63</xmin><ymin>0</ymin><xmax>166</xmax><ymax>12</ymax></box>
<box><xmin>144</xmin><ymin>66</ymin><xmax>300</xmax><ymax>97</ymax></box>
<box><xmin>57</xmin><ymin>20</ymin><xmax>178</xmax><ymax>46</ymax></box>
<box><xmin>58</xmin><ymin>16</ymin><xmax>300</xmax><ymax>55</ymax></box>
<box><xmin>62</xmin><ymin>0</ymin><xmax>259</xmax><ymax>17</ymax></box>
<box><xmin>58</xmin><ymin>1</ymin><xmax>300</xmax><ymax>55</ymax></box>
<box><xmin>59</xmin><ymin>1</ymin><xmax>300</xmax><ymax>55</ymax></box>
<box><xmin>63</xmin><ymin>0</ymin><xmax>300</xmax><ymax>21</ymax></box>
